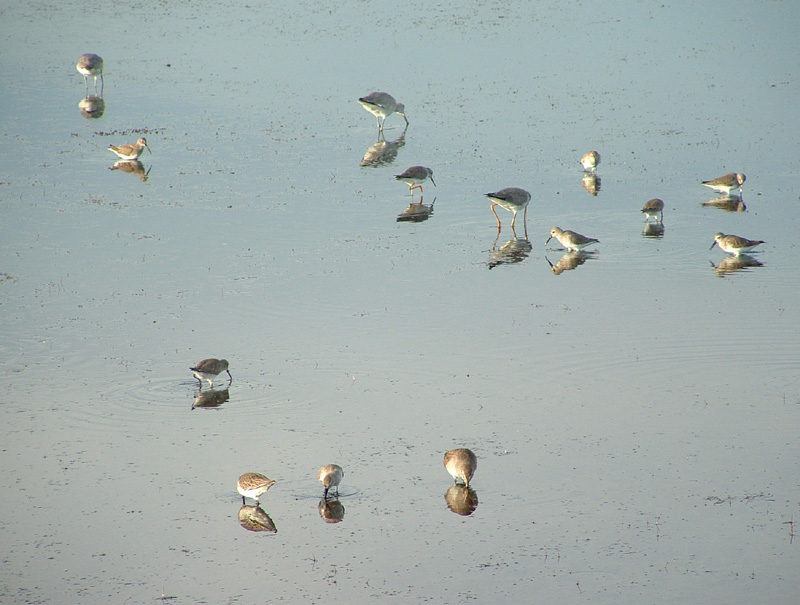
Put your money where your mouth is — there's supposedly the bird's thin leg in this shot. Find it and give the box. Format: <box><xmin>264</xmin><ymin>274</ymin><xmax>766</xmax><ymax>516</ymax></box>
<box><xmin>510</xmin><ymin>211</ymin><xmax>517</xmax><ymax>229</ymax></box>
<box><xmin>491</xmin><ymin>204</ymin><xmax>502</xmax><ymax>229</ymax></box>
<box><xmin>241</xmin><ymin>496</ymin><xmax>246</xmax><ymax>505</ymax></box>
<box><xmin>226</xmin><ymin>370</ymin><xmax>233</xmax><ymax>384</ymax></box>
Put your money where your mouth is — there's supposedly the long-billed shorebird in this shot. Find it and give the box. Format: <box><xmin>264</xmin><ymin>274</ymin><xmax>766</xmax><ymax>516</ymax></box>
<box><xmin>77</xmin><ymin>53</ymin><xmax>104</xmax><ymax>95</ymax></box>
<box><xmin>641</xmin><ymin>198</ymin><xmax>665</xmax><ymax>222</ymax></box>
<box><xmin>107</xmin><ymin>137</ymin><xmax>150</xmax><ymax>160</ymax></box>
<box><xmin>444</xmin><ymin>448</ymin><xmax>478</xmax><ymax>488</ymax></box>
<box><xmin>546</xmin><ymin>227</ymin><xmax>599</xmax><ymax>252</ymax></box>
<box><xmin>395</xmin><ymin>165</ymin><xmax>435</xmax><ymax>197</ymax></box>
<box><xmin>190</xmin><ymin>358</ymin><xmax>232</xmax><ymax>388</ymax></box>
<box><xmin>318</xmin><ymin>464</ymin><xmax>344</xmax><ymax>499</ymax></box>
<box><xmin>485</xmin><ymin>187</ymin><xmax>531</xmax><ymax>230</ymax></box>
<box><xmin>580</xmin><ymin>150</ymin><xmax>600</xmax><ymax>172</ymax></box>
<box><xmin>358</xmin><ymin>92</ymin><xmax>408</xmax><ymax>133</ymax></box>
<box><xmin>709</xmin><ymin>233</ymin><xmax>764</xmax><ymax>256</ymax></box>
<box><xmin>237</xmin><ymin>472</ymin><xmax>276</xmax><ymax>504</ymax></box>
<box><xmin>701</xmin><ymin>173</ymin><xmax>746</xmax><ymax>195</ymax></box>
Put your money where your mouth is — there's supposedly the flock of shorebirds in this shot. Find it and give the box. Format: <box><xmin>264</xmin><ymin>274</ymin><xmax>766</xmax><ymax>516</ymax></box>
<box><xmin>76</xmin><ymin>55</ymin><xmax>764</xmax><ymax>259</ymax></box>
<box><xmin>189</xmin><ymin>357</ymin><xmax>480</xmax><ymax>521</ymax></box>
<box><xmin>80</xmin><ymin>53</ymin><xmax>761</xmax><ymax>518</ymax></box>
<box><xmin>358</xmin><ymin>90</ymin><xmax>764</xmax><ymax>259</ymax></box>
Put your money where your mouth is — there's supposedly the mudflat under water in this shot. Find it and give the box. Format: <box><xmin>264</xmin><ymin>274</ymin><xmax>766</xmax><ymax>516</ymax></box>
<box><xmin>2</xmin><ymin>1</ymin><xmax>799</xmax><ymax>603</ymax></box>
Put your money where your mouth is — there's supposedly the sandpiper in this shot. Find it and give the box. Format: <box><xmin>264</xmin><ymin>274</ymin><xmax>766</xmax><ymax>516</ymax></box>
<box><xmin>107</xmin><ymin>137</ymin><xmax>150</xmax><ymax>160</ymax></box>
<box><xmin>318</xmin><ymin>464</ymin><xmax>344</xmax><ymax>499</ymax></box>
<box><xmin>580</xmin><ymin>150</ymin><xmax>600</xmax><ymax>172</ymax></box>
<box><xmin>641</xmin><ymin>198</ymin><xmax>665</xmax><ymax>222</ymax></box>
<box><xmin>77</xmin><ymin>53</ymin><xmax>104</xmax><ymax>95</ymax></box>
<box><xmin>546</xmin><ymin>227</ymin><xmax>599</xmax><ymax>251</ymax></box>
<box><xmin>395</xmin><ymin>166</ymin><xmax>435</xmax><ymax>195</ymax></box>
<box><xmin>190</xmin><ymin>358</ymin><xmax>232</xmax><ymax>388</ymax></box>
<box><xmin>444</xmin><ymin>448</ymin><xmax>478</xmax><ymax>488</ymax></box>
<box><xmin>701</xmin><ymin>173</ymin><xmax>746</xmax><ymax>195</ymax></box>
<box><xmin>709</xmin><ymin>233</ymin><xmax>764</xmax><ymax>256</ymax></box>
<box><xmin>358</xmin><ymin>92</ymin><xmax>408</xmax><ymax>133</ymax></box>
<box><xmin>237</xmin><ymin>472</ymin><xmax>276</xmax><ymax>505</ymax></box>
<box><xmin>485</xmin><ymin>187</ymin><xmax>531</xmax><ymax>230</ymax></box>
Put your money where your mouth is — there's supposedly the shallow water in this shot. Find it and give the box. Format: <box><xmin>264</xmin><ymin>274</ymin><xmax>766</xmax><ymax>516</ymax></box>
<box><xmin>2</xmin><ymin>0</ymin><xmax>799</xmax><ymax>603</ymax></box>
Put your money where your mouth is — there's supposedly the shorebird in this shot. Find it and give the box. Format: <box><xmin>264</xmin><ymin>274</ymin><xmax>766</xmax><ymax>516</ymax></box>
<box><xmin>77</xmin><ymin>53</ymin><xmax>103</xmax><ymax>95</ymax></box>
<box><xmin>641</xmin><ymin>198</ymin><xmax>665</xmax><ymax>222</ymax></box>
<box><xmin>395</xmin><ymin>165</ymin><xmax>435</xmax><ymax>196</ymax></box>
<box><xmin>485</xmin><ymin>187</ymin><xmax>531</xmax><ymax>230</ymax></box>
<box><xmin>107</xmin><ymin>137</ymin><xmax>150</xmax><ymax>160</ymax></box>
<box><xmin>358</xmin><ymin>92</ymin><xmax>408</xmax><ymax>133</ymax></box>
<box><xmin>189</xmin><ymin>358</ymin><xmax>232</xmax><ymax>388</ymax></box>
<box><xmin>546</xmin><ymin>227</ymin><xmax>599</xmax><ymax>252</ymax></box>
<box><xmin>237</xmin><ymin>472</ymin><xmax>276</xmax><ymax>505</ymax></box>
<box><xmin>318</xmin><ymin>464</ymin><xmax>344</xmax><ymax>499</ymax></box>
<box><xmin>701</xmin><ymin>173</ymin><xmax>746</xmax><ymax>195</ymax></box>
<box><xmin>580</xmin><ymin>150</ymin><xmax>600</xmax><ymax>172</ymax></box>
<box><xmin>444</xmin><ymin>448</ymin><xmax>478</xmax><ymax>488</ymax></box>
<box><xmin>709</xmin><ymin>233</ymin><xmax>764</xmax><ymax>256</ymax></box>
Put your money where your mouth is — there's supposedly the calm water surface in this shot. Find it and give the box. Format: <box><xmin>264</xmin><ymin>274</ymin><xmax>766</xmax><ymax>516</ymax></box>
<box><xmin>2</xmin><ymin>1</ymin><xmax>799</xmax><ymax>603</ymax></box>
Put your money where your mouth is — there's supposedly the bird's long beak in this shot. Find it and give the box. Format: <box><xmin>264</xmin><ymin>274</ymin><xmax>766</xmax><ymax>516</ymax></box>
<box><xmin>709</xmin><ymin>241</ymin><xmax>717</xmax><ymax>250</ymax></box>
<box><xmin>430</xmin><ymin>175</ymin><xmax>436</xmax><ymax>187</ymax></box>
<box><xmin>545</xmin><ymin>236</ymin><xmax>552</xmax><ymax>245</ymax></box>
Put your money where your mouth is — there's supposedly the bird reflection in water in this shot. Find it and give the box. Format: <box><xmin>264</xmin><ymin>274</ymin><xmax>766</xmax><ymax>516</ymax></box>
<box><xmin>701</xmin><ymin>195</ymin><xmax>746</xmax><ymax>213</ymax></box>
<box><xmin>360</xmin><ymin>126</ymin><xmax>407</xmax><ymax>167</ymax></box>
<box><xmin>642</xmin><ymin>222</ymin><xmax>665</xmax><ymax>238</ymax></box>
<box><xmin>397</xmin><ymin>197</ymin><xmax>435</xmax><ymax>223</ymax></box>
<box><xmin>318</xmin><ymin>498</ymin><xmax>346</xmax><ymax>524</ymax></box>
<box><xmin>581</xmin><ymin>173</ymin><xmax>601</xmax><ymax>196</ymax></box>
<box><xmin>238</xmin><ymin>504</ymin><xmax>277</xmax><ymax>533</ymax></box>
<box><xmin>710</xmin><ymin>254</ymin><xmax>764</xmax><ymax>277</ymax></box>
<box><xmin>191</xmin><ymin>388</ymin><xmax>229</xmax><ymax>410</ymax></box>
<box><xmin>110</xmin><ymin>159</ymin><xmax>151</xmax><ymax>182</ymax></box>
<box><xmin>78</xmin><ymin>95</ymin><xmax>105</xmax><ymax>119</ymax></box>
<box><xmin>488</xmin><ymin>231</ymin><xmax>532</xmax><ymax>269</ymax></box>
<box><xmin>546</xmin><ymin>251</ymin><xmax>592</xmax><ymax>275</ymax></box>
<box><xmin>444</xmin><ymin>484</ymin><xmax>479</xmax><ymax>516</ymax></box>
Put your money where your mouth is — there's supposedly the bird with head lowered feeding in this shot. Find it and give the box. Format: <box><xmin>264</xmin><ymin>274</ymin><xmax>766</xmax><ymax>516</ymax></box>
<box><xmin>358</xmin><ymin>91</ymin><xmax>408</xmax><ymax>133</ymax></box>
<box><xmin>485</xmin><ymin>187</ymin><xmax>531</xmax><ymax>231</ymax></box>
<box><xmin>189</xmin><ymin>358</ymin><xmax>232</xmax><ymax>388</ymax></box>
<box><xmin>546</xmin><ymin>227</ymin><xmax>599</xmax><ymax>252</ymax></box>
<box><xmin>395</xmin><ymin>165</ymin><xmax>435</xmax><ymax>197</ymax></box>
<box><xmin>444</xmin><ymin>448</ymin><xmax>478</xmax><ymax>488</ymax></box>
<box><xmin>77</xmin><ymin>53</ymin><xmax>103</xmax><ymax>95</ymax></box>
<box><xmin>318</xmin><ymin>464</ymin><xmax>344</xmax><ymax>499</ymax></box>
